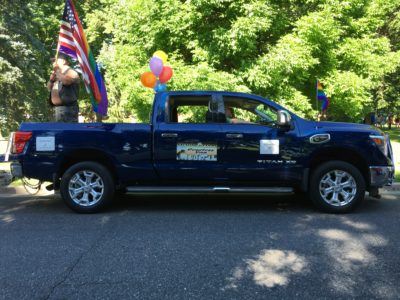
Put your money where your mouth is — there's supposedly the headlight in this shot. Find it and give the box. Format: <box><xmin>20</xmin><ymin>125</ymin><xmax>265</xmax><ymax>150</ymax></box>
<box><xmin>369</xmin><ymin>134</ymin><xmax>388</xmax><ymax>156</ymax></box>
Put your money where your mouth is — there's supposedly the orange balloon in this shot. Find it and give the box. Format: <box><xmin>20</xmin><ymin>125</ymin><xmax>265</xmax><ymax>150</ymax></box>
<box><xmin>140</xmin><ymin>72</ymin><xmax>157</xmax><ymax>88</ymax></box>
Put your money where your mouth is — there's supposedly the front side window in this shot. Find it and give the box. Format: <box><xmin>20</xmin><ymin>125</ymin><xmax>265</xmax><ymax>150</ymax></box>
<box><xmin>223</xmin><ymin>96</ymin><xmax>278</xmax><ymax>126</ymax></box>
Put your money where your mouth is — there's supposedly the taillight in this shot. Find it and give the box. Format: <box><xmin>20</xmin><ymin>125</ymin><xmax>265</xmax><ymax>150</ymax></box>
<box><xmin>12</xmin><ymin>131</ymin><xmax>32</xmax><ymax>154</ymax></box>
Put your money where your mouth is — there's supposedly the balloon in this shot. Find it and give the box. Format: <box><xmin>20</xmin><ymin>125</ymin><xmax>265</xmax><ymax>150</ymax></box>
<box><xmin>153</xmin><ymin>50</ymin><xmax>168</xmax><ymax>64</ymax></box>
<box><xmin>154</xmin><ymin>81</ymin><xmax>167</xmax><ymax>92</ymax></box>
<box><xmin>149</xmin><ymin>56</ymin><xmax>163</xmax><ymax>76</ymax></box>
<box><xmin>140</xmin><ymin>72</ymin><xmax>157</xmax><ymax>88</ymax></box>
<box><xmin>159</xmin><ymin>66</ymin><xmax>173</xmax><ymax>83</ymax></box>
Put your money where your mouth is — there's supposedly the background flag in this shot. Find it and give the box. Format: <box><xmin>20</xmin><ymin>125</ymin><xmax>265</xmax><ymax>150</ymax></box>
<box><xmin>316</xmin><ymin>80</ymin><xmax>330</xmax><ymax>112</ymax></box>
<box><xmin>57</xmin><ymin>0</ymin><xmax>108</xmax><ymax>116</ymax></box>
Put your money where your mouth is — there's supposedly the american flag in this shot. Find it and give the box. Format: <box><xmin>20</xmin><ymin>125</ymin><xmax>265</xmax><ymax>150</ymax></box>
<box><xmin>57</xmin><ymin>0</ymin><xmax>108</xmax><ymax>116</ymax></box>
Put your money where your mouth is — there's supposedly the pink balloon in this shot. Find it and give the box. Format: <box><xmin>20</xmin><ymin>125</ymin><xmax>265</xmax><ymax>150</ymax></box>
<box><xmin>159</xmin><ymin>66</ymin><xmax>173</xmax><ymax>83</ymax></box>
<box><xmin>149</xmin><ymin>56</ymin><xmax>163</xmax><ymax>76</ymax></box>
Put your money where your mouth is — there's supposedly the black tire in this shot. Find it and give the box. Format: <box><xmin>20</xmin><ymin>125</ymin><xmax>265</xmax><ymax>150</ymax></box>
<box><xmin>309</xmin><ymin>161</ymin><xmax>365</xmax><ymax>213</ymax></box>
<box><xmin>60</xmin><ymin>161</ymin><xmax>114</xmax><ymax>213</ymax></box>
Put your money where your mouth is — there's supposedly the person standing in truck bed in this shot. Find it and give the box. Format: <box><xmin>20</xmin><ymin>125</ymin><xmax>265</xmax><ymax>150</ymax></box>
<box><xmin>47</xmin><ymin>53</ymin><xmax>80</xmax><ymax>122</ymax></box>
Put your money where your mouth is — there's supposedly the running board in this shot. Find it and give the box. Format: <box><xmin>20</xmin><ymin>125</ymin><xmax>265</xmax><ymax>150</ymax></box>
<box><xmin>126</xmin><ymin>186</ymin><xmax>293</xmax><ymax>193</ymax></box>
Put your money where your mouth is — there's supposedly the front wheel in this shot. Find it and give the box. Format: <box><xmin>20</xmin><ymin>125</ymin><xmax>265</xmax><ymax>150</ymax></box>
<box><xmin>60</xmin><ymin>161</ymin><xmax>114</xmax><ymax>213</ymax></box>
<box><xmin>309</xmin><ymin>161</ymin><xmax>366</xmax><ymax>213</ymax></box>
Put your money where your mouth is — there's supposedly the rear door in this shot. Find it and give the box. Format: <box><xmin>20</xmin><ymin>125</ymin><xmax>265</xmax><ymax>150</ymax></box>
<box><xmin>153</xmin><ymin>93</ymin><xmax>224</xmax><ymax>183</ymax></box>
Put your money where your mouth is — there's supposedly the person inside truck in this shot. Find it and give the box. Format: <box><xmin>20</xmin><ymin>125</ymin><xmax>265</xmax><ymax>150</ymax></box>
<box><xmin>47</xmin><ymin>53</ymin><xmax>80</xmax><ymax>122</ymax></box>
<box><xmin>225</xmin><ymin>106</ymin><xmax>253</xmax><ymax>124</ymax></box>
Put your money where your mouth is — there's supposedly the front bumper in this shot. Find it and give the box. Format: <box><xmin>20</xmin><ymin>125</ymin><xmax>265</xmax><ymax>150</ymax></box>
<box><xmin>370</xmin><ymin>166</ymin><xmax>394</xmax><ymax>187</ymax></box>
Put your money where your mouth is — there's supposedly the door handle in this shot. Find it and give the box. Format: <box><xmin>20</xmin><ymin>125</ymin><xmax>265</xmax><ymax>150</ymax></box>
<box><xmin>226</xmin><ymin>133</ymin><xmax>243</xmax><ymax>139</ymax></box>
<box><xmin>161</xmin><ymin>133</ymin><xmax>178</xmax><ymax>138</ymax></box>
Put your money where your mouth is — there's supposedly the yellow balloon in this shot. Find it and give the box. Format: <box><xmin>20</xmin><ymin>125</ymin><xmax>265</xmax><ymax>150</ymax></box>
<box><xmin>153</xmin><ymin>50</ymin><xmax>168</xmax><ymax>64</ymax></box>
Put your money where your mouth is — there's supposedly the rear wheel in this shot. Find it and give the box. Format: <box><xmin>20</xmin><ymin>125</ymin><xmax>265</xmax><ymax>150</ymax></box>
<box><xmin>309</xmin><ymin>161</ymin><xmax>365</xmax><ymax>213</ymax></box>
<box><xmin>60</xmin><ymin>161</ymin><xmax>114</xmax><ymax>213</ymax></box>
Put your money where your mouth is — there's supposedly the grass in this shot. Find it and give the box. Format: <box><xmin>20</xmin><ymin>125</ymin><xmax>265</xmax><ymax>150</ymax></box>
<box><xmin>10</xmin><ymin>179</ymin><xmax>23</xmax><ymax>187</ymax></box>
<box><xmin>381</xmin><ymin>127</ymin><xmax>400</xmax><ymax>143</ymax></box>
<box><xmin>380</xmin><ymin>128</ymin><xmax>400</xmax><ymax>181</ymax></box>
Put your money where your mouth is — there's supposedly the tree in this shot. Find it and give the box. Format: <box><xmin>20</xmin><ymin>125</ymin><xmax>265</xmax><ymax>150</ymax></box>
<box><xmin>1</xmin><ymin>0</ymin><xmax>399</xmax><ymax>131</ymax></box>
<box><xmin>0</xmin><ymin>0</ymin><xmax>63</xmax><ymax>136</ymax></box>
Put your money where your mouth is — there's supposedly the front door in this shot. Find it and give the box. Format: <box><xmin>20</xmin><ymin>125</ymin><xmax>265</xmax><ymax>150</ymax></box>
<box><xmin>219</xmin><ymin>95</ymin><xmax>302</xmax><ymax>185</ymax></box>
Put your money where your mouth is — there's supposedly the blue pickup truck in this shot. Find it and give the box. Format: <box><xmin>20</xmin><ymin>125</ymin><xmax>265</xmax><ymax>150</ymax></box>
<box><xmin>5</xmin><ymin>91</ymin><xmax>394</xmax><ymax>213</ymax></box>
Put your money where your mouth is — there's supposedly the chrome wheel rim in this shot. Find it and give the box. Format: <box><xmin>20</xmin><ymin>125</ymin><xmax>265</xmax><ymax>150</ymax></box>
<box><xmin>319</xmin><ymin>170</ymin><xmax>357</xmax><ymax>207</ymax></box>
<box><xmin>68</xmin><ymin>170</ymin><xmax>104</xmax><ymax>207</ymax></box>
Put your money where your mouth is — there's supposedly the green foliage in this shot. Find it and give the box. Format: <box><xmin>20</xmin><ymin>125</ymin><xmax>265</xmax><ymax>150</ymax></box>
<box><xmin>1</xmin><ymin>0</ymin><xmax>400</xmax><ymax>130</ymax></box>
<box><xmin>0</xmin><ymin>0</ymin><xmax>58</xmax><ymax>136</ymax></box>
<box><xmin>324</xmin><ymin>71</ymin><xmax>373</xmax><ymax>121</ymax></box>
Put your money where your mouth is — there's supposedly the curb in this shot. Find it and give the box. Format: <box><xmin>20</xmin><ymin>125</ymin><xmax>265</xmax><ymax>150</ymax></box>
<box><xmin>0</xmin><ymin>185</ymin><xmax>54</xmax><ymax>197</ymax></box>
<box><xmin>381</xmin><ymin>182</ymin><xmax>400</xmax><ymax>191</ymax></box>
<box><xmin>0</xmin><ymin>170</ymin><xmax>12</xmax><ymax>186</ymax></box>
<box><xmin>381</xmin><ymin>186</ymin><xmax>400</xmax><ymax>194</ymax></box>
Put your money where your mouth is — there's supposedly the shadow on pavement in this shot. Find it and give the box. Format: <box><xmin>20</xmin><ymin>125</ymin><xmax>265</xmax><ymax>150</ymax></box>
<box><xmin>0</xmin><ymin>190</ymin><xmax>392</xmax><ymax>216</ymax></box>
<box><xmin>112</xmin><ymin>193</ymin><xmax>319</xmax><ymax>214</ymax></box>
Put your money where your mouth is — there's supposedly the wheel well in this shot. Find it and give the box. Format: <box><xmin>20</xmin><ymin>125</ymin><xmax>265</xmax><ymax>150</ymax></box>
<box><xmin>57</xmin><ymin>150</ymin><xmax>119</xmax><ymax>184</ymax></box>
<box><xmin>309</xmin><ymin>148</ymin><xmax>369</xmax><ymax>186</ymax></box>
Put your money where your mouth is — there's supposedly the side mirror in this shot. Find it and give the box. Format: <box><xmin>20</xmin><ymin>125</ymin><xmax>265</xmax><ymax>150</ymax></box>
<box><xmin>276</xmin><ymin>110</ymin><xmax>292</xmax><ymax>128</ymax></box>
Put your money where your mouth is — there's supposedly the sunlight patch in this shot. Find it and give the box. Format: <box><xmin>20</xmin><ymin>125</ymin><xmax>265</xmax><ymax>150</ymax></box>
<box><xmin>381</xmin><ymin>194</ymin><xmax>398</xmax><ymax>200</ymax></box>
<box><xmin>319</xmin><ymin>229</ymin><xmax>374</xmax><ymax>265</ymax></box>
<box><xmin>4</xmin><ymin>205</ymin><xmax>26</xmax><ymax>213</ymax></box>
<box><xmin>319</xmin><ymin>229</ymin><xmax>350</xmax><ymax>241</ymax></box>
<box><xmin>247</xmin><ymin>249</ymin><xmax>307</xmax><ymax>288</ymax></box>
<box><xmin>362</xmin><ymin>234</ymin><xmax>387</xmax><ymax>247</ymax></box>
<box><xmin>341</xmin><ymin>218</ymin><xmax>374</xmax><ymax>230</ymax></box>
<box><xmin>1</xmin><ymin>214</ymin><xmax>15</xmax><ymax>224</ymax></box>
<box><xmin>224</xmin><ymin>267</ymin><xmax>244</xmax><ymax>290</ymax></box>
<box><xmin>224</xmin><ymin>249</ymin><xmax>307</xmax><ymax>290</ymax></box>
<box><xmin>318</xmin><ymin>228</ymin><xmax>387</xmax><ymax>295</ymax></box>
<box><xmin>100</xmin><ymin>216</ymin><xmax>111</xmax><ymax>225</ymax></box>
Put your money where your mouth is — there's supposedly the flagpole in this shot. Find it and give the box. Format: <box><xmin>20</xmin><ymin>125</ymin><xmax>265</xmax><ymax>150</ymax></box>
<box><xmin>316</xmin><ymin>79</ymin><xmax>319</xmax><ymax>117</ymax></box>
<box><xmin>315</xmin><ymin>79</ymin><xmax>319</xmax><ymax>113</ymax></box>
<box><xmin>55</xmin><ymin>43</ymin><xmax>60</xmax><ymax>61</ymax></box>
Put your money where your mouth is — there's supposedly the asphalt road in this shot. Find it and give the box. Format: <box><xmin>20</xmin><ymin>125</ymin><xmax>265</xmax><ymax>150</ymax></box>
<box><xmin>0</xmin><ymin>191</ymin><xmax>399</xmax><ymax>299</ymax></box>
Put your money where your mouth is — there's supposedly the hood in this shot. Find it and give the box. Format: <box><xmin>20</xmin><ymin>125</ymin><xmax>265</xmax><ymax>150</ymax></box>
<box><xmin>315</xmin><ymin>121</ymin><xmax>379</xmax><ymax>132</ymax></box>
<box><xmin>316</xmin><ymin>121</ymin><xmax>371</xmax><ymax>129</ymax></box>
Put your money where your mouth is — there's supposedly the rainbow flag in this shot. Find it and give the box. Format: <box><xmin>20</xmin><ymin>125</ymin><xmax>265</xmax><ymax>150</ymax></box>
<box><xmin>57</xmin><ymin>0</ymin><xmax>108</xmax><ymax>116</ymax></box>
<box><xmin>317</xmin><ymin>80</ymin><xmax>330</xmax><ymax>112</ymax></box>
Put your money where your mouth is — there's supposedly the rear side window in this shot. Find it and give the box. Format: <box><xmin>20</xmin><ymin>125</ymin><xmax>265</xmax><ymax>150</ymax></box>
<box><xmin>167</xmin><ymin>96</ymin><xmax>212</xmax><ymax>124</ymax></box>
